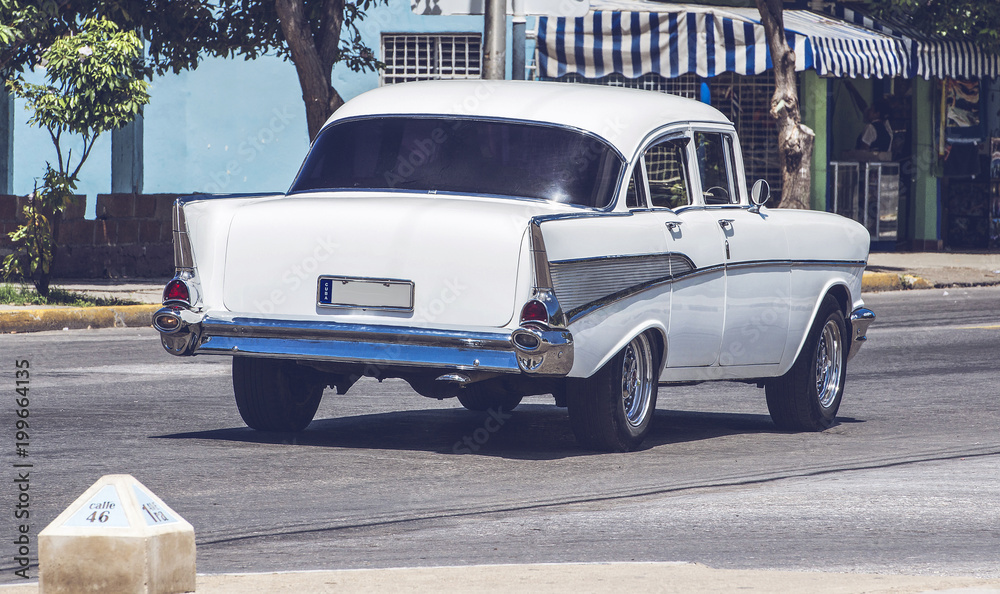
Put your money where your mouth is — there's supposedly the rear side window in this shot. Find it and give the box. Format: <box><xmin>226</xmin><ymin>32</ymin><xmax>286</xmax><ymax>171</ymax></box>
<box><xmin>625</xmin><ymin>162</ymin><xmax>647</xmax><ymax>209</ymax></box>
<box><xmin>644</xmin><ymin>139</ymin><xmax>691</xmax><ymax>209</ymax></box>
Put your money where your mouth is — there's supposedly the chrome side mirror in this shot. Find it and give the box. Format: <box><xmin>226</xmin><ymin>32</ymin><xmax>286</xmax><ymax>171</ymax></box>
<box><xmin>749</xmin><ymin>179</ymin><xmax>770</xmax><ymax>213</ymax></box>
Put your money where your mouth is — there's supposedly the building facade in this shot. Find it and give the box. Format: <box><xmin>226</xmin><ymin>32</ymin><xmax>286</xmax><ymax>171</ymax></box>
<box><xmin>2</xmin><ymin>0</ymin><xmax>998</xmax><ymax>258</ymax></box>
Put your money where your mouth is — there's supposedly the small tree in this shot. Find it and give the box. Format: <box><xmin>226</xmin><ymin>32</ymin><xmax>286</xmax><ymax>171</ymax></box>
<box><xmin>3</xmin><ymin>18</ymin><xmax>149</xmax><ymax>296</ymax></box>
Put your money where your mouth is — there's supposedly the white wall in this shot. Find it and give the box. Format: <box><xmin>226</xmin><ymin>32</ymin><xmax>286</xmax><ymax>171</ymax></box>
<box><xmin>11</xmin><ymin>0</ymin><xmax>516</xmax><ymax>217</ymax></box>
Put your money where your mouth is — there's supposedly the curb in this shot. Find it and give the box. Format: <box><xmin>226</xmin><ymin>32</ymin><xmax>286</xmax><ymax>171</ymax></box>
<box><xmin>861</xmin><ymin>271</ymin><xmax>902</xmax><ymax>292</ymax></box>
<box><xmin>861</xmin><ymin>271</ymin><xmax>933</xmax><ymax>292</ymax></box>
<box><xmin>0</xmin><ymin>304</ymin><xmax>159</xmax><ymax>334</ymax></box>
<box><xmin>0</xmin><ymin>271</ymin><xmax>945</xmax><ymax>332</ymax></box>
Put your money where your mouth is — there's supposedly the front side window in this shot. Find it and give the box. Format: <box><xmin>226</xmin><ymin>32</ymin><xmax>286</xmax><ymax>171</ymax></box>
<box><xmin>290</xmin><ymin>117</ymin><xmax>624</xmax><ymax>209</ymax></box>
<box><xmin>694</xmin><ymin>132</ymin><xmax>737</xmax><ymax>205</ymax></box>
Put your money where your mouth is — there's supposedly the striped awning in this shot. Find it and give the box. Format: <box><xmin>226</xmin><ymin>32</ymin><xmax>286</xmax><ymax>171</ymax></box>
<box><xmin>537</xmin><ymin>1</ymin><xmax>910</xmax><ymax>80</ymax></box>
<box><xmin>834</xmin><ymin>6</ymin><xmax>1000</xmax><ymax>79</ymax></box>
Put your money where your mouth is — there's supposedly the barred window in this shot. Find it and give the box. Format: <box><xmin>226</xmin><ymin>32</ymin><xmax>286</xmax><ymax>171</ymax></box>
<box><xmin>707</xmin><ymin>72</ymin><xmax>786</xmax><ymax>199</ymax></box>
<box><xmin>381</xmin><ymin>34</ymin><xmax>482</xmax><ymax>85</ymax></box>
<box><xmin>543</xmin><ymin>73</ymin><xmax>700</xmax><ymax>98</ymax></box>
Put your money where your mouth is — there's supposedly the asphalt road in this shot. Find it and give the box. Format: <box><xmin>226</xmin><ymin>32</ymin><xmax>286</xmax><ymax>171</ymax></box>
<box><xmin>1</xmin><ymin>285</ymin><xmax>998</xmax><ymax>583</ymax></box>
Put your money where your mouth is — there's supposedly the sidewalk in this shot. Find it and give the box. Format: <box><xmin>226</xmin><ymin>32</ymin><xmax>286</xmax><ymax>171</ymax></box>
<box><xmin>2</xmin><ymin>252</ymin><xmax>999</xmax><ymax>334</ymax></box>
<box><xmin>865</xmin><ymin>251</ymin><xmax>1000</xmax><ymax>290</ymax></box>
<box><xmin>1</xmin><ymin>562</ymin><xmax>999</xmax><ymax>593</ymax></box>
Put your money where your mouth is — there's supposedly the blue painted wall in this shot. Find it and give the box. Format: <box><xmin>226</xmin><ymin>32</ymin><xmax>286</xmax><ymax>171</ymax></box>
<box><xmin>10</xmin><ymin>0</ymin><xmax>531</xmax><ymax>217</ymax></box>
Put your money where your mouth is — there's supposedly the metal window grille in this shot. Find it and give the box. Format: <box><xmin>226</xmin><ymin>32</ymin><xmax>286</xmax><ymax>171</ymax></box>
<box><xmin>706</xmin><ymin>72</ymin><xmax>786</xmax><ymax>199</ymax></box>
<box><xmin>864</xmin><ymin>161</ymin><xmax>900</xmax><ymax>241</ymax></box>
<box><xmin>381</xmin><ymin>34</ymin><xmax>482</xmax><ymax>85</ymax></box>
<box><xmin>830</xmin><ymin>161</ymin><xmax>861</xmax><ymax>220</ymax></box>
<box><xmin>542</xmin><ymin>73</ymin><xmax>700</xmax><ymax>98</ymax></box>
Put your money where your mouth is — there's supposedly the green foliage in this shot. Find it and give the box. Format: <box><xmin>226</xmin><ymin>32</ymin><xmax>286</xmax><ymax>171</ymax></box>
<box><xmin>2</xmin><ymin>166</ymin><xmax>75</xmax><ymax>295</ymax></box>
<box><xmin>3</xmin><ymin>18</ymin><xmax>149</xmax><ymax>297</ymax></box>
<box><xmin>7</xmin><ymin>18</ymin><xmax>150</xmax><ymax>172</ymax></box>
<box><xmin>2</xmin><ymin>0</ymin><xmax>385</xmax><ymax>78</ymax></box>
<box><xmin>879</xmin><ymin>0</ymin><xmax>1000</xmax><ymax>54</ymax></box>
<box><xmin>0</xmin><ymin>0</ymin><xmax>64</xmax><ymax>74</ymax></box>
<box><xmin>213</xmin><ymin>0</ymin><xmax>384</xmax><ymax>74</ymax></box>
<box><xmin>0</xmin><ymin>282</ymin><xmax>140</xmax><ymax>307</ymax></box>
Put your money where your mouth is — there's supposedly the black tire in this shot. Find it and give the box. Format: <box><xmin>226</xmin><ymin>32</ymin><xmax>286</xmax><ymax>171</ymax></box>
<box><xmin>457</xmin><ymin>381</ymin><xmax>523</xmax><ymax>412</ymax></box>
<box><xmin>567</xmin><ymin>332</ymin><xmax>660</xmax><ymax>452</ymax></box>
<box><xmin>766</xmin><ymin>295</ymin><xmax>847</xmax><ymax>431</ymax></box>
<box><xmin>232</xmin><ymin>357</ymin><xmax>326</xmax><ymax>432</ymax></box>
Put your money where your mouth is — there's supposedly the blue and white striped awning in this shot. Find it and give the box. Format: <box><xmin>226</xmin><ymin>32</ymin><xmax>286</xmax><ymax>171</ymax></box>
<box><xmin>537</xmin><ymin>1</ymin><xmax>908</xmax><ymax>80</ymax></box>
<box><xmin>834</xmin><ymin>6</ymin><xmax>1000</xmax><ymax>79</ymax></box>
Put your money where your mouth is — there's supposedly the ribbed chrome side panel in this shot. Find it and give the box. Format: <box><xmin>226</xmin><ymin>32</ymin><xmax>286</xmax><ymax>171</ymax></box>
<box><xmin>549</xmin><ymin>253</ymin><xmax>694</xmax><ymax>313</ymax></box>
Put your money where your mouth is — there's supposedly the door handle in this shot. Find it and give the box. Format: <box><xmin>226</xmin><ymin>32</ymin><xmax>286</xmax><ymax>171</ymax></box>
<box><xmin>718</xmin><ymin>219</ymin><xmax>734</xmax><ymax>229</ymax></box>
<box><xmin>665</xmin><ymin>221</ymin><xmax>683</xmax><ymax>231</ymax></box>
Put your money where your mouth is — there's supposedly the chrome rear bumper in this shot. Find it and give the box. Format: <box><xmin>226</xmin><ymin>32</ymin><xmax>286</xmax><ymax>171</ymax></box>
<box><xmin>153</xmin><ymin>308</ymin><xmax>573</xmax><ymax>376</ymax></box>
<box><xmin>847</xmin><ymin>307</ymin><xmax>876</xmax><ymax>362</ymax></box>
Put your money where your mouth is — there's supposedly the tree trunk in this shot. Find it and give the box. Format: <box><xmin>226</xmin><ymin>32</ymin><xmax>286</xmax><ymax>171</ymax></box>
<box><xmin>274</xmin><ymin>0</ymin><xmax>345</xmax><ymax>140</ymax></box>
<box><xmin>755</xmin><ymin>0</ymin><xmax>814</xmax><ymax>210</ymax></box>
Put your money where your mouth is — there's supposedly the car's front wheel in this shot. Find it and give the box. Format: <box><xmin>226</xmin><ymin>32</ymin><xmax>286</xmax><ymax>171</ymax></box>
<box><xmin>568</xmin><ymin>332</ymin><xmax>659</xmax><ymax>452</ymax></box>
<box><xmin>232</xmin><ymin>357</ymin><xmax>326</xmax><ymax>432</ymax></box>
<box><xmin>765</xmin><ymin>295</ymin><xmax>847</xmax><ymax>431</ymax></box>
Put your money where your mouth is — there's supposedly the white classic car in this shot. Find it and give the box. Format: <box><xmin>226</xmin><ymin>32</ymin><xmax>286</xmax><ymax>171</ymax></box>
<box><xmin>154</xmin><ymin>80</ymin><xmax>874</xmax><ymax>452</ymax></box>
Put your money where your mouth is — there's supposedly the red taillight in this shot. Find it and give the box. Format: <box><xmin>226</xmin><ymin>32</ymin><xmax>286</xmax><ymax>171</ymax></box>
<box><xmin>163</xmin><ymin>279</ymin><xmax>190</xmax><ymax>304</ymax></box>
<box><xmin>520</xmin><ymin>300</ymin><xmax>548</xmax><ymax>324</ymax></box>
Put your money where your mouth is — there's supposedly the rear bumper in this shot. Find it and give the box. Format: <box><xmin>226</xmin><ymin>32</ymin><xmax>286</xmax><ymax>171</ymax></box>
<box><xmin>153</xmin><ymin>307</ymin><xmax>573</xmax><ymax>376</ymax></box>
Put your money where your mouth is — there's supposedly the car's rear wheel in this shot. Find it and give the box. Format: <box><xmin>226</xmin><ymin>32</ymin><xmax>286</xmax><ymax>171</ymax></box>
<box><xmin>765</xmin><ymin>295</ymin><xmax>847</xmax><ymax>431</ymax></box>
<box><xmin>232</xmin><ymin>357</ymin><xmax>326</xmax><ymax>431</ymax></box>
<box><xmin>568</xmin><ymin>332</ymin><xmax>659</xmax><ymax>452</ymax></box>
<box><xmin>457</xmin><ymin>381</ymin><xmax>523</xmax><ymax>412</ymax></box>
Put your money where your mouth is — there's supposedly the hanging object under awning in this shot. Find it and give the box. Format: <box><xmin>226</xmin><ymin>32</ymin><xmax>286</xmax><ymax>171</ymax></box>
<box><xmin>537</xmin><ymin>1</ymin><xmax>908</xmax><ymax>80</ymax></box>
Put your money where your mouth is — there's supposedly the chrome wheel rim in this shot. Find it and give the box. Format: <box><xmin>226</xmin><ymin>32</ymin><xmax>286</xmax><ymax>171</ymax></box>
<box><xmin>621</xmin><ymin>334</ymin><xmax>654</xmax><ymax>427</ymax></box>
<box><xmin>815</xmin><ymin>319</ymin><xmax>844</xmax><ymax>409</ymax></box>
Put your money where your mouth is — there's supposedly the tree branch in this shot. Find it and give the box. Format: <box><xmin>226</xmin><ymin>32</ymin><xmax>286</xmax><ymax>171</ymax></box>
<box><xmin>317</xmin><ymin>0</ymin><xmax>344</xmax><ymax>69</ymax></box>
<box><xmin>275</xmin><ymin>0</ymin><xmax>334</xmax><ymax>139</ymax></box>
<box><xmin>754</xmin><ymin>0</ymin><xmax>814</xmax><ymax>209</ymax></box>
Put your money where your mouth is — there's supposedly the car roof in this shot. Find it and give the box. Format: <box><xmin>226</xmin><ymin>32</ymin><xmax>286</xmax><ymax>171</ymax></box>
<box><xmin>327</xmin><ymin>80</ymin><xmax>733</xmax><ymax>158</ymax></box>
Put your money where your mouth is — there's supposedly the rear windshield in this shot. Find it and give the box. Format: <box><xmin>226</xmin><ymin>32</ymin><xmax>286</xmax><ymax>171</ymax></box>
<box><xmin>288</xmin><ymin>117</ymin><xmax>624</xmax><ymax>209</ymax></box>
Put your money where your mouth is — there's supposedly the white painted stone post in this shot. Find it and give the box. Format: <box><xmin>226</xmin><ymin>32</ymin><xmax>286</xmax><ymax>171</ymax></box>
<box><xmin>38</xmin><ymin>474</ymin><xmax>196</xmax><ymax>594</ymax></box>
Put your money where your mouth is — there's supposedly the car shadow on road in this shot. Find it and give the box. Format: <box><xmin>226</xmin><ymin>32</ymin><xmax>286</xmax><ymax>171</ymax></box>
<box><xmin>153</xmin><ymin>405</ymin><xmax>788</xmax><ymax>460</ymax></box>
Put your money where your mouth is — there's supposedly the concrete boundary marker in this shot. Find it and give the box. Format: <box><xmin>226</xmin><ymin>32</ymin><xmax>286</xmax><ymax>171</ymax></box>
<box><xmin>0</xmin><ymin>304</ymin><xmax>158</xmax><ymax>334</ymax></box>
<box><xmin>38</xmin><ymin>474</ymin><xmax>195</xmax><ymax>594</ymax></box>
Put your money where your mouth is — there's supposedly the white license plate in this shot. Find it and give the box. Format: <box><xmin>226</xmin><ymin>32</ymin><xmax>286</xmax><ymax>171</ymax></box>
<box><xmin>317</xmin><ymin>276</ymin><xmax>414</xmax><ymax>311</ymax></box>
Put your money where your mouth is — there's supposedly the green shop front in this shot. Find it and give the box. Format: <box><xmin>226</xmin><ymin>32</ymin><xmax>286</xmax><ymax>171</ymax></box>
<box><xmin>535</xmin><ymin>1</ymin><xmax>1000</xmax><ymax>251</ymax></box>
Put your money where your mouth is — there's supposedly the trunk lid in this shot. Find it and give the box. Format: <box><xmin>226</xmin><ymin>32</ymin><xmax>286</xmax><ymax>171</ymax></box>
<box><xmin>221</xmin><ymin>193</ymin><xmax>570</xmax><ymax>328</ymax></box>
